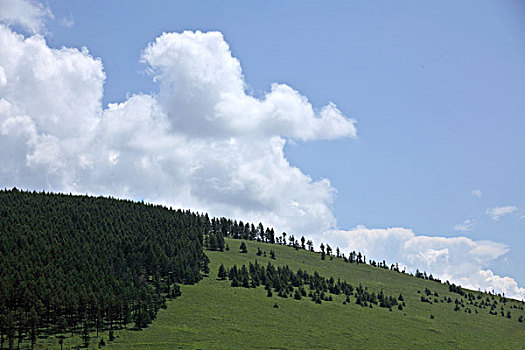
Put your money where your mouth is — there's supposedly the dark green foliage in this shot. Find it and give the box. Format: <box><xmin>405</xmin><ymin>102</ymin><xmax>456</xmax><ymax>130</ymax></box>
<box><xmin>217</xmin><ymin>264</ymin><xmax>227</xmax><ymax>280</ymax></box>
<box><xmin>222</xmin><ymin>261</ymin><xmax>398</xmax><ymax>312</ymax></box>
<box><xmin>201</xmin><ymin>254</ymin><xmax>211</xmax><ymax>275</ymax></box>
<box><xmin>231</xmin><ymin>277</ymin><xmax>239</xmax><ymax>287</ymax></box>
<box><xmin>448</xmin><ymin>283</ymin><xmax>466</xmax><ymax>296</ymax></box>
<box><xmin>0</xmin><ymin>189</ymin><xmax>207</xmax><ymax>341</ymax></box>
<box><xmin>240</xmin><ymin>242</ymin><xmax>248</xmax><ymax>253</ymax></box>
<box><xmin>414</xmin><ymin>269</ymin><xmax>441</xmax><ymax>283</ymax></box>
<box><xmin>170</xmin><ymin>284</ymin><xmax>182</xmax><ymax>298</ymax></box>
<box><xmin>82</xmin><ymin>323</ymin><xmax>90</xmax><ymax>348</ymax></box>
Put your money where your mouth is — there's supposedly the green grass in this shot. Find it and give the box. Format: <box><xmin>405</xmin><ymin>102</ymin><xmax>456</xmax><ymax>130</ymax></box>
<box><xmin>33</xmin><ymin>238</ymin><xmax>525</xmax><ymax>349</ymax></box>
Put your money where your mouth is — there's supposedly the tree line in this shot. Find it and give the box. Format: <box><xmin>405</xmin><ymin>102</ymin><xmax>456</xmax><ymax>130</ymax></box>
<box><xmin>203</xmin><ymin>216</ymin><xmax>497</xmax><ymax>306</ymax></box>
<box><xmin>218</xmin><ymin>260</ymin><xmax>401</xmax><ymax>310</ymax></box>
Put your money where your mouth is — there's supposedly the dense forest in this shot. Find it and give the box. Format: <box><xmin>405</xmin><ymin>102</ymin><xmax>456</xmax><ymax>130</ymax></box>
<box><xmin>0</xmin><ymin>189</ymin><xmax>209</xmax><ymax>348</ymax></box>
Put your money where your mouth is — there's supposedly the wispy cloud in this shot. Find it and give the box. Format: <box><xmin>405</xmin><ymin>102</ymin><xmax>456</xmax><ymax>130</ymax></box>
<box><xmin>485</xmin><ymin>206</ymin><xmax>518</xmax><ymax>222</ymax></box>
<box><xmin>60</xmin><ymin>14</ymin><xmax>74</xmax><ymax>28</ymax></box>
<box><xmin>454</xmin><ymin>219</ymin><xmax>475</xmax><ymax>232</ymax></box>
<box><xmin>470</xmin><ymin>189</ymin><xmax>482</xmax><ymax>198</ymax></box>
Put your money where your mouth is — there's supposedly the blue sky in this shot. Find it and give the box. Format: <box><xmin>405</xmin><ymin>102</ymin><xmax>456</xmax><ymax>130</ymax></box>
<box><xmin>1</xmin><ymin>0</ymin><xmax>524</xmax><ymax>297</ymax></box>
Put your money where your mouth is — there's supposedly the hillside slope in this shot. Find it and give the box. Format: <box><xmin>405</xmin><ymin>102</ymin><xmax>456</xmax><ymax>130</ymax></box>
<box><xmin>102</xmin><ymin>238</ymin><xmax>525</xmax><ymax>349</ymax></box>
<box><xmin>2</xmin><ymin>190</ymin><xmax>524</xmax><ymax>349</ymax></box>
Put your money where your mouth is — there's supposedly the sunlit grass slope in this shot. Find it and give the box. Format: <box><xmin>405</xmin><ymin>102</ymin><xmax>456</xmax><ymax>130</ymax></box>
<box><xmin>102</xmin><ymin>238</ymin><xmax>525</xmax><ymax>349</ymax></box>
<box><xmin>38</xmin><ymin>238</ymin><xmax>525</xmax><ymax>349</ymax></box>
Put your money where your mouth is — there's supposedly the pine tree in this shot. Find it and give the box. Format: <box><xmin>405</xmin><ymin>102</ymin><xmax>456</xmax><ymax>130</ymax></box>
<box><xmin>218</xmin><ymin>264</ymin><xmax>227</xmax><ymax>280</ymax></box>
<box><xmin>307</xmin><ymin>240</ymin><xmax>314</xmax><ymax>252</ymax></box>
<box><xmin>326</xmin><ymin>244</ymin><xmax>332</xmax><ymax>257</ymax></box>
<box><xmin>201</xmin><ymin>254</ymin><xmax>210</xmax><ymax>275</ymax></box>
<box><xmin>209</xmin><ymin>234</ymin><xmax>217</xmax><ymax>250</ymax></box>
<box><xmin>240</xmin><ymin>242</ymin><xmax>248</xmax><ymax>253</ymax></box>
<box><xmin>82</xmin><ymin>323</ymin><xmax>90</xmax><ymax>348</ymax></box>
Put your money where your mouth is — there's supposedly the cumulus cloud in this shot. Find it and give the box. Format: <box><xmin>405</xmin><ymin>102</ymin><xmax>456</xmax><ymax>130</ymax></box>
<box><xmin>324</xmin><ymin>226</ymin><xmax>524</xmax><ymax>300</ymax></box>
<box><xmin>485</xmin><ymin>206</ymin><xmax>518</xmax><ymax>222</ymax></box>
<box><xmin>0</xmin><ymin>26</ymin><xmax>355</xmax><ymax>236</ymax></box>
<box><xmin>142</xmin><ymin>31</ymin><xmax>356</xmax><ymax>141</ymax></box>
<box><xmin>453</xmin><ymin>219</ymin><xmax>474</xmax><ymax>232</ymax></box>
<box><xmin>0</xmin><ymin>0</ymin><xmax>52</xmax><ymax>33</ymax></box>
<box><xmin>470</xmin><ymin>189</ymin><xmax>482</xmax><ymax>198</ymax></box>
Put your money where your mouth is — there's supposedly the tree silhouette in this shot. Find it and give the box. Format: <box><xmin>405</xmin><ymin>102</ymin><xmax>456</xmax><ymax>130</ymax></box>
<box><xmin>240</xmin><ymin>242</ymin><xmax>248</xmax><ymax>253</ymax></box>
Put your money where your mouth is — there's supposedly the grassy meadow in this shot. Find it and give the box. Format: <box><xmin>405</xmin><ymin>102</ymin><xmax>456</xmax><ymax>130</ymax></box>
<box><xmin>33</xmin><ymin>238</ymin><xmax>525</xmax><ymax>349</ymax></box>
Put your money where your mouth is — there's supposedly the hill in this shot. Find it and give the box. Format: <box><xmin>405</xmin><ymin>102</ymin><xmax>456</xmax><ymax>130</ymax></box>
<box><xmin>1</xmin><ymin>190</ymin><xmax>524</xmax><ymax>349</ymax></box>
<box><xmin>107</xmin><ymin>239</ymin><xmax>525</xmax><ymax>349</ymax></box>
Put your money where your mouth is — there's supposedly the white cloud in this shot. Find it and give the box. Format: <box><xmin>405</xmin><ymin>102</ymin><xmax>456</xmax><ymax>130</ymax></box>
<box><xmin>0</xmin><ymin>27</ymin><xmax>355</xmax><ymax>236</ymax></box>
<box><xmin>0</xmin><ymin>0</ymin><xmax>52</xmax><ymax>33</ymax></box>
<box><xmin>141</xmin><ymin>31</ymin><xmax>356</xmax><ymax>141</ymax></box>
<box><xmin>470</xmin><ymin>189</ymin><xmax>482</xmax><ymax>198</ymax></box>
<box><xmin>323</xmin><ymin>226</ymin><xmax>524</xmax><ymax>300</ymax></box>
<box><xmin>453</xmin><ymin>218</ymin><xmax>474</xmax><ymax>232</ymax></box>
<box><xmin>485</xmin><ymin>206</ymin><xmax>518</xmax><ymax>222</ymax></box>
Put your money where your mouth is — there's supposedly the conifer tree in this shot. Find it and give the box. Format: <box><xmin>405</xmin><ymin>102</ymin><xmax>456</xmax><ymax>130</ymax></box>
<box><xmin>218</xmin><ymin>264</ymin><xmax>227</xmax><ymax>280</ymax></box>
<box><xmin>240</xmin><ymin>242</ymin><xmax>248</xmax><ymax>253</ymax></box>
